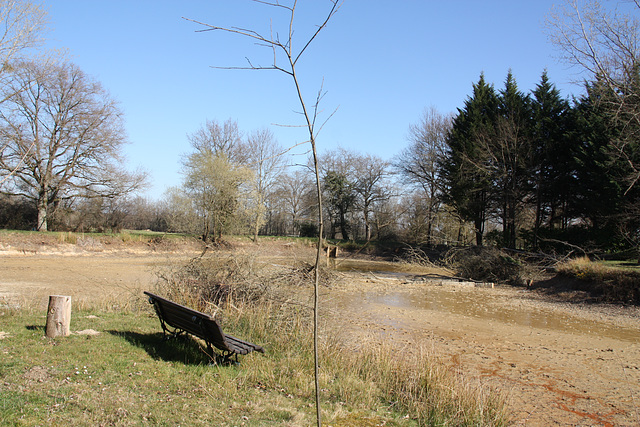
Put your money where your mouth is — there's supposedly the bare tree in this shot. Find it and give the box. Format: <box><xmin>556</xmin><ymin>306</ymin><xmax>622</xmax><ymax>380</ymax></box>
<box><xmin>396</xmin><ymin>106</ymin><xmax>452</xmax><ymax>245</ymax></box>
<box><xmin>547</xmin><ymin>0</ymin><xmax>640</xmax><ymax>86</ymax></box>
<box><xmin>0</xmin><ymin>0</ymin><xmax>48</xmax><ymax>97</ymax></box>
<box><xmin>0</xmin><ymin>0</ymin><xmax>48</xmax><ymax>187</ymax></box>
<box><xmin>0</xmin><ymin>59</ymin><xmax>146</xmax><ymax>231</ymax></box>
<box><xmin>245</xmin><ymin>127</ymin><xmax>286</xmax><ymax>241</ymax></box>
<box><xmin>276</xmin><ymin>168</ymin><xmax>314</xmax><ymax>235</ymax></box>
<box><xmin>187</xmin><ymin>2</ymin><xmax>341</xmax><ymax>424</ymax></box>
<box><xmin>187</xmin><ymin>118</ymin><xmax>246</xmax><ymax>162</ymax></box>
<box><xmin>547</xmin><ymin>0</ymin><xmax>640</xmax><ymax>190</ymax></box>
<box><xmin>162</xmin><ymin>186</ymin><xmax>201</xmax><ymax>234</ymax></box>
<box><xmin>352</xmin><ymin>153</ymin><xmax>390</xmax><ymax>241</ymax></box>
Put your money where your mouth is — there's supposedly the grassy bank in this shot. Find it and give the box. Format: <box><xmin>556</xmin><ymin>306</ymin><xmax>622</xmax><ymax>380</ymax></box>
<box><xmin>556</xmin><ymin>257</ymin><xmax>640</xmax><ymax>304</ymax></box>
<box><xmin>0</xmin><ymin>299</ymin><xmax>508</xmax><ymax>426</ymax></box>
<box><xmin>0</xmin><ymin>229</ymin><xmax>208</xmax><ymax>256</ymax></box>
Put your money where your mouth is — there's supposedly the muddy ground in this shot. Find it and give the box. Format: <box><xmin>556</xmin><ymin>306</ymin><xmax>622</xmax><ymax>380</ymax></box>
<box><xmin>0</xmin><ymin>237</ymin><xmax>638</xmax><ymax>426</ymax></box>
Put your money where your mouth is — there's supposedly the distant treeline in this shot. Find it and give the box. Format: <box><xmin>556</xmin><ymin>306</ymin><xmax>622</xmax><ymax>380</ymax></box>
<box><xmin>2</xmin><ymin>70</ymin><xmax>639</xmax><ymax>257</ymax></box>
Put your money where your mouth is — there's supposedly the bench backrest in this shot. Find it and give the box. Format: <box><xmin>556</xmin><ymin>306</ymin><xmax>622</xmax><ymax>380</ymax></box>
<box><xmin>144</xmin><ymin>291</ymin><xmax>231</xmax><ymax>353</ymax></box>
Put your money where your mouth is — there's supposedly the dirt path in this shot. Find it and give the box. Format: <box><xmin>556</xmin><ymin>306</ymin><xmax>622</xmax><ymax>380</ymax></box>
<box><xmin>0</xmin><ymin>251</ymin><xmax>196</xmax><ymax>308</ymax></box>
<box><xmin>1</xmin><ymin>247</ymin><xmax>639</xmax><ymax>425</ymax></box>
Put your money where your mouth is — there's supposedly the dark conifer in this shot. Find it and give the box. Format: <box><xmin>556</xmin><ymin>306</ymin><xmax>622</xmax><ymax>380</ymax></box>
<box><xmin>440</xmin><ymin>73</ymin><xmax>499</xmax><ymax>245</ymax></box>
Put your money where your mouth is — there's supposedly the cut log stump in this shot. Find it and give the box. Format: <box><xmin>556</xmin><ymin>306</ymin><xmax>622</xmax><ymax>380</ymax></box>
<box><xmin>45</xmin><ymin>295</ymin><xmax>71</xmax><ymax>338</ymax></box>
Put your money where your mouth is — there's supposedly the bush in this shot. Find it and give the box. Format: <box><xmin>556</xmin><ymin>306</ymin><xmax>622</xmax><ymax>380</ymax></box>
<box><xmin>299</xmin><ymin>222</ymin><xmax>318</xmax><ymax>238</ymax></box>
<box><xmin>444</xmin><ymin>246</ymin><xmax>525</xmax><ymax>285</ymax></box>
<box><xmin>0</xmin><ymin>195</ymin><xmax>37</xmax><ymax>230</ymax></box>
<box><xmin>153</xmin><ymin>253</ymin><xmax>269</xmax><ymax>312</ymax></box>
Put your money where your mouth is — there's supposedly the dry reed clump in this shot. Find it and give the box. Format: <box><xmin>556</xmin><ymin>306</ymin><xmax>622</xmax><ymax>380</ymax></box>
<box><xmin>152</xmin><ymin>252</ymin><xmax>270</xmax><ymax>313</ymax></box>
<box><xmin>444</xmin><ymin>246</ymin><xmax>525</xmax><ymax>285</ymax></box>
<box><xmin>272</xmin><ymin>261</ymin><xmax>336</xmax><ymax>288</ymax></box>
<box><xmin>318</xmin><ymin>335</ymin><xmax>509</xmax><ymax>426</ymax></box>
<box><xmin>229</xmin><ymin>302</ymin><xmax>510</xmax><ymax>426</ymax></box>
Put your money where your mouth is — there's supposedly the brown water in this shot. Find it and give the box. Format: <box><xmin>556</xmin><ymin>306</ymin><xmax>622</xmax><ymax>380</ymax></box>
<box><xmin>332</xmin><ymin>259</ymin><xmax>639</xmax><ymax>343</ymax></box>
<box><xmin>359</xmin><ymin>289</ymin><xmax>639</xmax><ymax>342</ymax></box>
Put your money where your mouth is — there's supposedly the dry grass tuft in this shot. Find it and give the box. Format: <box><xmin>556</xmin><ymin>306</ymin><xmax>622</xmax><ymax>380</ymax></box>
<box><xmin>152</xmin><ymin>252</ymin><xmax>270</xmax><ymax>313</ymax></box>
<box><xmin>320</xmin><ymin>335</ymin><xmax>509</xmax><ymax>426</ymax></box>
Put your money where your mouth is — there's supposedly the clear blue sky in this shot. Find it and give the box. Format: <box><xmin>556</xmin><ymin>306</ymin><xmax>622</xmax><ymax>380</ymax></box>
<box><xmin>44</xmin><ymin>0</ymin><xmax>583</xmax><ymax>200</ymax></box>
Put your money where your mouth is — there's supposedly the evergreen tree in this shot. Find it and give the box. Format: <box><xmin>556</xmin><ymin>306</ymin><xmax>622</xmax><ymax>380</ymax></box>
<box><xmin>570</xmin><ymin>79</ymin><xmax>631</xmax><ymax>248</ymax></box>
<box><xmin>323</xmin><ymin>170</ymin><xmax>356</xmax><ymax>240</ymax></box>
<box><xmin>530</xmin><ymin>71</ymin><xmax>573</xmax><ymax>245</ymax></box>
<box><xmin>493</xmin><ymin>72</ymin><xmax>533</xmax><ymax>248</ymax></box>
<box><xmin>441</xmin><ymin>74</ymin><xmax>499</xmax><ymax>245</ymax></box>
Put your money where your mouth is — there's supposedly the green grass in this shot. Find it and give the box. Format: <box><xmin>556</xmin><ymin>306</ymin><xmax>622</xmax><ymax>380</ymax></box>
<box><xmin>600</xmin><ymin>259</ymin><xmax>640</xmax><ymax>270</ymax></box>
<box><xmin>0</xmin><ymin>302</ymin><xmax>509</xmax><ymax>426</ymax></box>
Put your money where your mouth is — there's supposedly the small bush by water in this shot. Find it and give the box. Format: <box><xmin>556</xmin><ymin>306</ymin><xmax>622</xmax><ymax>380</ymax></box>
<box><xmin>444</xmin><ymin>246</ymin><xmax>526</xmax><ymax>285</ymax></box>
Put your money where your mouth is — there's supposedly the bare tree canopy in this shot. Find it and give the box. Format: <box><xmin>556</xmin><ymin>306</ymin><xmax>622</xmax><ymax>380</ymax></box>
<box><xmin>187</xmin><ymin>118</ymin><xmax>245</xmax><ymax>162</ymax></box>
<box><xmin>547</xmin><ymin>0</ymin><xmax>640</xmax><ymax>85</ymax></box>
<box><xmin>396</xmin><ymin>106</ymin><xmax>452</xmax><ymax>244</ymax></box>
<box><xmin>547</xmin><ymin>0</ymin><xmax>640</xmax><ymax>191</ymax></box>
<box><xmin>398</xmin><ymin>106</ymin><xmax>452</xmax><ymax>191</ymax></box>
<box><xmin>0</xmin><ymin>0</ymin><xmax>48</xmax><ymax>68</ymax></box>
<box><xmin>0</xmin><ymin>0</ymin><xmax>48</xmax><ymax>187</ymax></box>
<box><xmin>0</xmin><ymin>59</ymin><xmax>146</xmax><ymax>231</ymax></box>
<box><xmin>244</xmin><ymin>127</ymin><xmax>286</xmax><ymax>241</ymax></box>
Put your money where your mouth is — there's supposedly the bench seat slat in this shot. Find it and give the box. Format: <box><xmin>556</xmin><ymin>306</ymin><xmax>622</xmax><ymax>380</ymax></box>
<box><xmin>225</xmin><ymin>334</ymin><xmax>265</xmax><ymax>354</ymax></box>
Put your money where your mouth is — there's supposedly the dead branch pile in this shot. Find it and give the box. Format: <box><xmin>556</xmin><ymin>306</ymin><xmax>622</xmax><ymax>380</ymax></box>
<box><xmin>443</xmin><ymin>246</ymin><xmax>526</xmax><ymax>285</ymax></box>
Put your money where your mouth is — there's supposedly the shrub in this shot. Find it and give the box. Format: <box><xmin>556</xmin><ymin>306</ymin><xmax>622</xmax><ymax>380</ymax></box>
<box><xmin>444</xmin><ymin>246</ymin><xmax>525</xmax><ymax>285</ymax></box>
<box><xmin>299</xmin><ymin>222</ymin><xmax>318</xmax><ymax>238</ymax></box>
<box><xmin>153</xmin><ymin>253</ymin><xmax>269</xmax><ymax>312</ymax></box>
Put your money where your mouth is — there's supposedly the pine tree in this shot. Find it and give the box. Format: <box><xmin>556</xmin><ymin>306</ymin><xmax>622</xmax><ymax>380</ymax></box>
<box><xmin>572</xmin><ymin>79</ymin><xmax>627</xmax><ymax>242</ymax></box>
<box><xmin>530</xmin><ymin>71</ymin><xmax>573</xmax><ymax>245</ymax></box>
<box><xmin>441</xmin><ymin>74</ymin><xmax>499</xmax><ymax>246</ymax></box>
<box><xmin>493</xmin><ymin>71</ymin><xmax>533</xmax><ymax>248</ymax></box>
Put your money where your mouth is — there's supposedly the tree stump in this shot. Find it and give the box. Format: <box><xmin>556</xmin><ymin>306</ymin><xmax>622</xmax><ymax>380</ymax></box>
<box><xmin>45</xmin><ymin>295</ymin><xmax>71</xmax><ymax>338</ymax></box>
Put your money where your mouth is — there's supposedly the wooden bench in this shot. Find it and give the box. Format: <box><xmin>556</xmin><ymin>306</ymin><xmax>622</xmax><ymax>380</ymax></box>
<box><xmin>144</xmin><ymin>291</ymin><xmax>265</xmax><ymax>363</ymax></box>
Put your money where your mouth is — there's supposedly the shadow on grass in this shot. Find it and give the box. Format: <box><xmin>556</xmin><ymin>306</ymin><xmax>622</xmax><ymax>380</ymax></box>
<box><xmin>107</xmin><ymin>330</ymin><xmax>216</xmax><ymax>365</ymax></box>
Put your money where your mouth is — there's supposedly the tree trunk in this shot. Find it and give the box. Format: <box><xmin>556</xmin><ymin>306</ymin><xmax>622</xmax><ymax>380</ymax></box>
<box><xmin>339</xmin><ymin>209</ymin><xmax>349</xmax><ymax>240</ymax></box>
<box><xmin>363</xmin><ymin>209</ymin><xmax>371</xmax><ymax>242</ymax></box>
<box><xmin>534</xmin><ymin>185</ymin><xmax>542</xmax><ymax>249</ymax></box>
<box><xmin>475</xmin><ymin>222</ymin><xmax>483</xmax><ymax>246</ymax></box>
<box><xmin>45</xmin><ymin>295</ymin><xmax>71</xmax><ymax>338</ymax></box>
<box><xmin>37</xmin><ymin>197</ymin><xmax>48</xmax><ymax>231</ymax></box>
<box><xmin>253</xmin><ymin>214</ymin><xmax>260</xmax><ymax>242</ymax></box>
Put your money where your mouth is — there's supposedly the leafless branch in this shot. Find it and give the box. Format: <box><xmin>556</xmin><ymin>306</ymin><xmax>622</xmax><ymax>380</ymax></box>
<box><xmin>186</xmin><ymin>2</ymin><xmax>342</xmax><ymax>424</ymax></box>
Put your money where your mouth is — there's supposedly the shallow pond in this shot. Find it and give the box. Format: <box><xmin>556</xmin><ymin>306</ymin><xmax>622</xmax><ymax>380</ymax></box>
<box><xmin>331</xmin><ymin>259</ymin><xmax>639</xmax><ymax>342</ymax></box>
